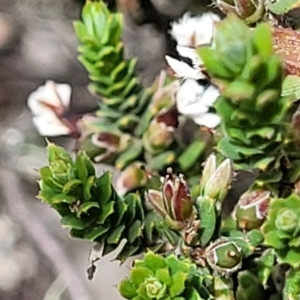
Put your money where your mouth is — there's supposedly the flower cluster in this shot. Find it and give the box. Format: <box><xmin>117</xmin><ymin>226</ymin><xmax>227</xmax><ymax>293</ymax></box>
<box><xmin>166</xmin><ymin>12</ymin><xmax>221</xmax><ymax>128</ymax></box>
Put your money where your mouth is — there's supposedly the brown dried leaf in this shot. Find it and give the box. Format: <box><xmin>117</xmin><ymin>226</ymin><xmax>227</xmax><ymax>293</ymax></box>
<box><xmin>272</xmin><ymin>27</ymin><xmax>300</xmax><ymax>76</ymax></box>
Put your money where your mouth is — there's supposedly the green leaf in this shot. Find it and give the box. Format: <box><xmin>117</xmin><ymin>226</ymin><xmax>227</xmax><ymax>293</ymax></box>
<box><xmin>251</xmin><ymin>23</ymin><xmax>272</xmax><ymax>57</ymax></box>
<box><xmin>114</xmin><ymin>199</ymin><xmax>128</xmax><ymax>227</ymax></box>
<box><xmin>83</xmin><ymin>176</ymin><xmax>96</xmax><ymax>201</ymax></box>
<box><xmin>184</xmin><ymin>287</ymin><xmax>203</xmax><ymax>300</ymax></box>
<box><xmin>155</xmin><ymin>269</ymin><xmax>172</xmax><ymax>286</ymax></box>
<box><xmin>130</xmin><ymin>267</ymin><xmax>154</xmax><ymax>286</ymax></box>
<box><xmin>149</xmin><ymin>151</ymin><xmax>177</xmax><ymax>171</ymax></box>
<box><xmin>128</xmin><ymin>220</ymin><xmax>142</xmax><ymax>244</ymax></box>
<box><xmin>277</xmin><ymin>248</ymin><xmax>300</xmax><ymax>268</ymax></box>
<box><xmin>61</xmin><ymin>215</ymin><xmax>85</xmax><ymax>230</ymax></box>
<box><xmin>165</xmin><ymin>256</ymin><xmax>189</xmax><ymax>274</ymax></box>
<box><xmin>39</xmin><ymin>167</ymin><xmax>63</xmax><ymax>191</ymax></box>
<box><xmin>196</xmin><ymin>196</ymin><xmax>216</xmax><ymax>247</ymax></box>
<box><xmin>62</xmin><ymin>179</ymin><xmax>82</xmax><ymax>196</ymax></box>
<box><xmin>82</xmin><ymin>2</ymin><xmax>95</xmax><ymax>36</ymax></box>
<box><xmin>198</xmin><ymin>47</ymin><xmax>234</xmax><ymax>79</ymax></box>
<box><xmin>247</xmin><ymin>229</ymin><xmax>264</xmax><ymax>247</ymax></box>
<box><xmin>214</xmin><ymin>15</ymin><xmax>248</xmax><ymax>73</ymax></box>
<box><xmin>256</xmin><ymin>249</ymin><xmax>275</xmax><ymax>287</ymax></box>
<box><xmin>98</xmin><ymin>201</ymin><xmax>115</xmax><ymax>224</ymax></box>
<box><xmin>115</xmin><ymin>141</ymin><xmax>143</xmax><ymax>170</ymax></box>
<box><xmin>75</xmin><ymin>152</ymin><xmax>95</xmax><ymax>184</ymax></box>
<box><xmin>264</xmin><ymin>231</ymin><xmax>286</xmax><ymax>249</ymax></box>
<box><xmin>223</xmin><ymin>80</ymin><xmax>256</xmax><ymax>103</ymax></box>
<box><xmin>77</xmin><ymin>201</ymin><xmax>99</xmax><ymax>217</ymax></box>
<box><xmin>124</xmin><ymin>194</ymin><xmax>138</xmax><ymax>224</ymax></box>
<box><xmin>47</xmin><ymin>143</ymin><xmax>73</xmax><ymax>165</ymax></box>
<box><xmin>144</xmin><ymin>212</ymin><xmax>160</xmax><ymax>243</ymax></box>
<box><xmin>178</xmin><ymin>140</ymin><xmax>206</xmax><ymax>171</ymax></box>
<box><xmin>50</xmin><ymin>193</ymin><xmax>76</xmax><ymax>204</ymax></box>
<box><xmin>118</xmin><ymin>279</ymin><xmax>137</xmax><ymax>299</ymax></box>
<box><xmin>83</xmin><ymin>225</ymin><xmax>109</xmax><ymax>240</ymax></box>
<box><xmin>169</xmin><ymin>272</ymin><xmax>188</xmax><ymax>297</ymax></box>
<box><xmin>107</xmin><ymin>225</ymin><xmax>126</xmax><ymax>244</ymax></box>
<box><xmin>117</xmin><ymin>243</ymin><xmax>141</xmax><ymax>262</ymax></box>
<box><xmin>91</xmin><ymin>2</ymin><xmax>108</xmax><ymax>41</ymax></box>
<box><xmin>144</xmin><ymin>252</ymin><xmax>167</xmax><ymax>272</ymax></box>
<box><xmin>73</xmin><ymin>21</ymin><xmax>88</xmax><ymax>41</ymax></box>
<box><xmin>95</xmin><ymin>172</ymin><xmax>112</xmax><ymax>204</ymax></box>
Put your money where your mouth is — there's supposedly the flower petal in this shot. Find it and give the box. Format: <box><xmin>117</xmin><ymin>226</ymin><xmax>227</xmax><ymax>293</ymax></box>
<box><xmin>176</xmin><ymin>79</ymin><xmax>209</xmax><ymax>115</ymax></box>
<box><xmin>170</xmin><ymin>12</ymin><xmax>220</xmax><ymax>48</ymax></box>
<box><xmin>32</xmin><ymin>115</ymin><xmax>71</xmax><ymax>136</ymax></box>
<box><xmin>28</xmin><ymin>80</ymin><xmax>71</xmax><ymax>116</ymax></box>
<box><xmin>193</xmin><ymin>113</ymin><xmax>221</xmax><ymax>128</ymax></box>
<box><xmin>165</xmin><ymin>56</ymin><xmax>204</xmax><ymax>80</ymax></box>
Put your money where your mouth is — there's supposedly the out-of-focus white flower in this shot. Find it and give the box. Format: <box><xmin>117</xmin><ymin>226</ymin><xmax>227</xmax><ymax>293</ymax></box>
<box><xmin>166</xmin><ymin>12</ymin><xmax>221</xmax><ymax>129</ymax></box>
<box><xmin>166</xmin><ymin>12</ymin><xmax>220</xmax><ymax>80</ymax></box>
<box><xmin>170</xmin><ymin>12</ymin><xmax>220</xmax><ymax>48</ymax></box>
<box><xmin>165</xmin><ymin>55</ymin><xmax>205</xmax><ymax>80</ymax></box>
<box><xmin>176</xmin><ymin>78</ymin><xmax>220</xmax><ymax>128</ymax></box>
<box><xmin>27</xmin><ymin>80</ymin><xmax>77</xmax><ymax>136</ymax></box>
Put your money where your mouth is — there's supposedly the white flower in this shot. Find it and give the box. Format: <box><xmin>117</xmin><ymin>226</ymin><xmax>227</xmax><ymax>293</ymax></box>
<box><xmin>170</xmin><ymin>12</ymin><xmax>220</xmax><ymax>48</ymax></box>
<box><xmin>176</xmin><ymin>78</ymin><xmax>220</xmax><ymax>128</ymax></box>
<box><xmin>166</xmin><ymin>12</ymin><xmax>220</xmax><ymax>80</ymax></box>
<box><xmin>27</xmin><ymin>80</ymin><xmax>75</xmax><ymax>136</ymax></box>
<box><xmin>165</xmin><ymin>55</ymin><xmax>205</xmax><ymax>80</ymax></box>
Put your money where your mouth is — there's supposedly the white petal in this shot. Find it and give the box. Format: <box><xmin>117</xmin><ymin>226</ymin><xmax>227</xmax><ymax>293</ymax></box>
<box><xmin>165</xmin><ymin>55</ymin><xmax>204</xmax><ymax>80</ymax></box>
<box><xmin>176</xmin><ymin>79</ymin><xmax>208</xmax><ymax>115</ymax></box>
<box><xmin>27</xmin><ymin>80</ymin><xmax>71</xmax><ymax>116</ymax></box>
<box><xmin>193</xmin><ymin>13</ymin><xmax>220</xmax><ymax>46</ymax></box>
<box><xmin>170</xmin><ymin>12</ymin><xmax>220</xmax><ymax>48</ymax></box>
<box><xmin>170</xmin><ymin>13</ymin><xmax>196</xmax><ymax>47</ymax></box>
<box><xmin>198</xmin><ymin>84</ymin><xmax>220</xmax><ymax>107</ymax></box>
<box><xmin>52</xmin><ymin>81</ymin><xmax>72</xmax><ymax>107</ymax></box>
<box><xmin>193</xmin><ymin>113</ymin><xmax>221</xmax><ymax>128</ymax></box>
<box><xmin>176</xmin><ymin>46</ymin><xmax>203</xmax><ymax>67</ymax></box>
<box><xmin>32</xmin><ymin>114</ymin><xmax>71</xmax><ymax>136</ymax></box>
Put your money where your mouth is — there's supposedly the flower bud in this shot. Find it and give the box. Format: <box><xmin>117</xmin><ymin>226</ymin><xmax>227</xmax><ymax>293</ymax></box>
<box><xmin>200</xmin><ymin>154</ymin><xmax>217</xmax><ymax>194</ymax></box>
<box><xmin>146</xmin><ymin>169</ymin><xmax>193</xmax><ymax>230</ymax></box>
<box><xmin>204</xmin><ymin>159</ymin><xmax>232</xmax><ymax>202</ymax></box>
<box><xmin>206</xmin><ymin>239</ymin><xmax>242</xmax><ymax>275</ymax></box>
<box><xmin>116</xmin><ymin>163</ymin><xmax>148</xmax><ymax>195</ymax></box>
<box><xmin>235</xmin><ymin>189</ymin><xmax>270</xmax><ymax>230</ymax></box>
<box><xmin>142</xmin><ymin>117</ymin><xmax>175</xmax><ymax>155</ymax></box>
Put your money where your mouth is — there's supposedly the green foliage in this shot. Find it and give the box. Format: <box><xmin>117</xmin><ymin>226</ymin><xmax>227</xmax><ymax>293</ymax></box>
<box><xmin>74</xmin><ymin>1</ymin><xmax>209</xmax><ymax>188</ymax></box>
<box><xmin>199</xmin><ymin>14</ymin><xmax>298</xmax><ymax>191</ymax></box>
<box><xmin>262</xmin><ymin>193</ymin><xmax>300</xmax><ymax>267</ymax></box>
<box><xmin>118</xmin><ymin>251</ymin><xmax>212</xmax><ymax>300</ymax></box>
<box><xmin>33</xmin><ymin>3</ymin><xmax>300</xmax><ymax>300</ymax></box>
<box><xmin>38</xmin><ymin>143</ymin><xmax>178</xmax><ymax>261</ymax></box>
<box><xmin>283</xmin><ymin>268</ymin><xmax>300</xmax><ymax>300</ymax></box>
<box><xmin>74</xmin><ymin>1</ymin><xmax>141</xmax><ymax>101</ymax></box>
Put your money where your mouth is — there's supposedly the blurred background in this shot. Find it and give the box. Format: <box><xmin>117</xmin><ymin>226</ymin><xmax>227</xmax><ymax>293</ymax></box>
<box><xmin>0</xmin><ymin>0</ymin><xmax>193</xmax><ymax>299</ymax></box>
